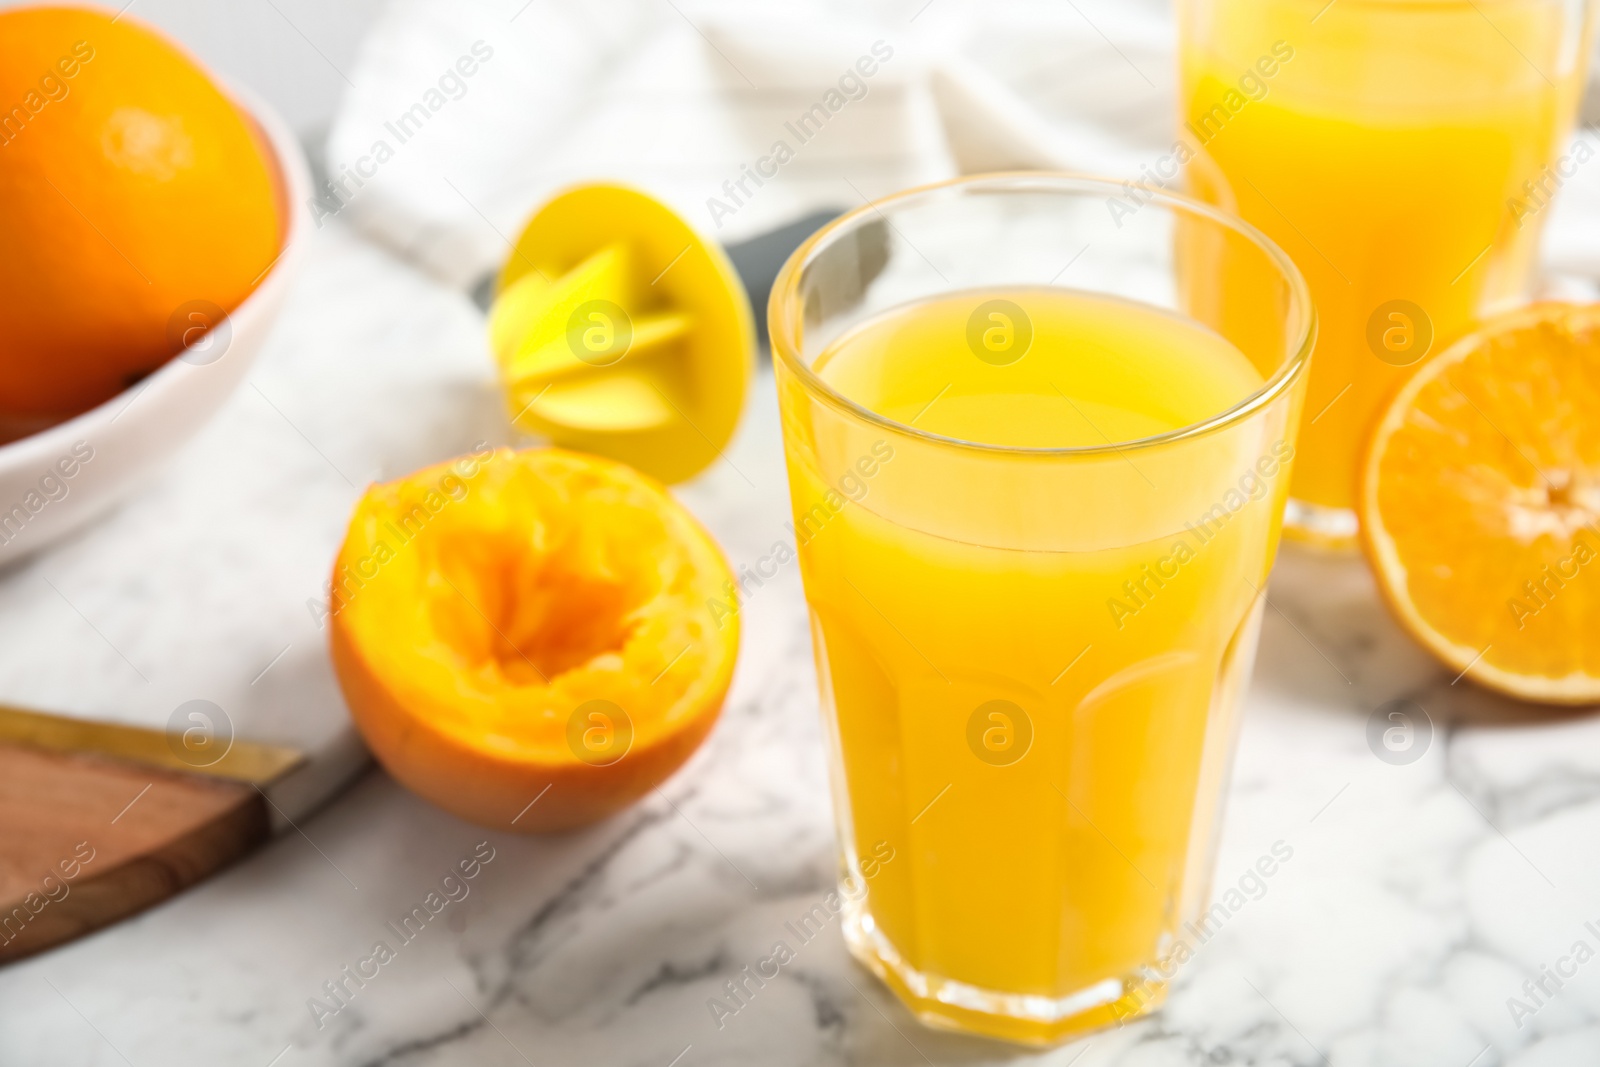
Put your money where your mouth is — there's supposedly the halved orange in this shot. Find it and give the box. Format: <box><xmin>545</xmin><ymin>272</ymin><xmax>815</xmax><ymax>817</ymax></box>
<box><xmin>328</xmin><ymin>447</ymin><xmax>738</xmax><ymax>830</ymax></box>
<box><xmin>1360</xmin><ymin>302</ymin><xmax>1600</xmax><ymax>705</ymax></box>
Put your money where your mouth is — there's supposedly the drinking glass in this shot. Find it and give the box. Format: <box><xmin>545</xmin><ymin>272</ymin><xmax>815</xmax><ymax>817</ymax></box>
<box><xmin>768</xmin><ymin>174</ymin><xmax>1314</xmax><ymax>1044</ymax></box>
<box><xmin>1179</xmin><ymin>0</ymin><xmax>1596</xmax><ymax>543</ymax></box>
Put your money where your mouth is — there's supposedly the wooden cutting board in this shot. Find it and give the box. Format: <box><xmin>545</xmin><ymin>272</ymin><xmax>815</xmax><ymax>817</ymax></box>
<box><xmin>0</xmin><ymin>704</ymin><xmax>304</xmax><ymax>963</ymax></box>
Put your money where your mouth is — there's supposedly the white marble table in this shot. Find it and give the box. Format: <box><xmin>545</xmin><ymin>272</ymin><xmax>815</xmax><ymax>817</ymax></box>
<box><xmin>3</xmin><ymin>221</ymin><xmax>1599</xmax><ymax>1067</ymax></box>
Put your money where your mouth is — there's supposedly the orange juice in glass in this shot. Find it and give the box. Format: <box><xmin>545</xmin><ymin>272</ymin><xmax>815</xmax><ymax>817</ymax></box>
<box><xmin>1179</xmin><ymin>0</ymin><xmax>1594</xmax><ymax>542</ymax></box>
<box><xmin>770</xmin><ymin>175</ymin><xmax>1313</xmax><ymax>1044</ymax></box>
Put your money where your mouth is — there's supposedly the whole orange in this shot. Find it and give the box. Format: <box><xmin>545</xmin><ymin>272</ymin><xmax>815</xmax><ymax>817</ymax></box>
<box><xmin>0</xmin><ymin>6</ymin><xmax>282</xmax><ymax>438</ymax></box>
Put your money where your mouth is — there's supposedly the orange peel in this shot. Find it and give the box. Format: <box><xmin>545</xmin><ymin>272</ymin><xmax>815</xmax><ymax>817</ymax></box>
<box><xmin>329</xmin><ymin>447</ymin><xmax>738</xmax><ymax>830</ymax></box>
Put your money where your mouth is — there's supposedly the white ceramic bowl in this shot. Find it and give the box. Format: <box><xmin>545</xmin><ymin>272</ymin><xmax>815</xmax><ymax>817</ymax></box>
<box><xmin>0</xmin><ymin>87</ymin><xmax>310</xmax><ymax>570</ymax></box>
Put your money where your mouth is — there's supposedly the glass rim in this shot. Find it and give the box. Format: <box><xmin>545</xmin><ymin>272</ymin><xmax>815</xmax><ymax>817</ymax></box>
<box><xmin>767</xmin><ymin>171</ymin><xmax>1316</xmax><ymax>459</ymax></box>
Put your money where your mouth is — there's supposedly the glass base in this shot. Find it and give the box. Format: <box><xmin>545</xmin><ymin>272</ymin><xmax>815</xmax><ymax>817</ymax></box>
<box><xmin>840</xmin><ymin>898</ymin><xmax>1166</xmax><ymax>1046</ymax></box>
<box><xmin>1283</xmin><ymin>497</ymin><xmax>1359</xmax><ymax>551</ymax></box>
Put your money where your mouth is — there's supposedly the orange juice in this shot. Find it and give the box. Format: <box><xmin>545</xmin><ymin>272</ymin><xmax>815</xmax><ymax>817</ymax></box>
<box><xmin>784</xmin><ymin>288</ymin><xmax>1289</xmax><ymax>1042</ymax></box>
<box><xmin>1180</xmin><ymin>0</ymin><xmax>1590</xmax><ymax>527</ymax></box>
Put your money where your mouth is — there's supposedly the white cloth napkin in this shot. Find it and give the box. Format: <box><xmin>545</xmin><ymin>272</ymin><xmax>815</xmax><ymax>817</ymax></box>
<box><xmin>322</xmin><ymin>0</ymin><xmax>1600</xmax><ymax>291</ymax></box>
<box><xmin>321</xmin><ymin>0</ymin><xmax>1173</xmax><ymax>285</ymax></box>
